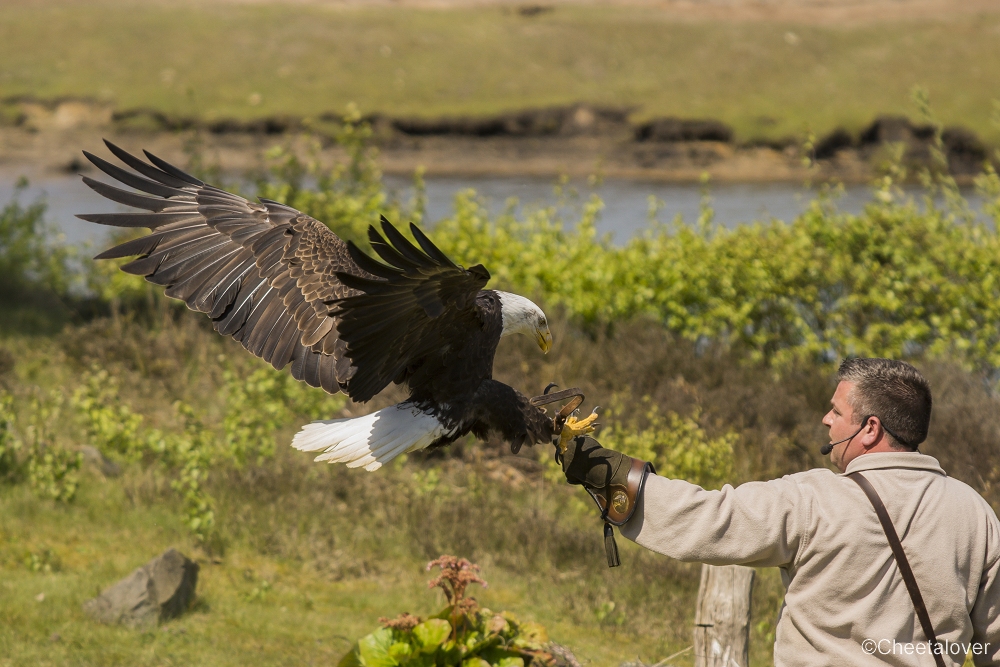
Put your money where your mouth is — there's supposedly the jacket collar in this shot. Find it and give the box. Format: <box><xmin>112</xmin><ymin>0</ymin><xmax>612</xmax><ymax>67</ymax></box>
<box><xmin>843</xmin><ymin>451</ymin><xmax>946</xmax><ymax>476</ymax></box>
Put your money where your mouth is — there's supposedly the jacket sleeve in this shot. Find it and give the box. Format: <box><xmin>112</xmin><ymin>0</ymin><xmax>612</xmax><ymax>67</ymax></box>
<box><xmin>971</xmin><ymin>509</ymin><xmax>1000</xmax><ymax>666</ymax></box>
<box><xmin>619</xmin><ymin>473</ymin><xmax>808</xmax><ymax>568</ymax></box>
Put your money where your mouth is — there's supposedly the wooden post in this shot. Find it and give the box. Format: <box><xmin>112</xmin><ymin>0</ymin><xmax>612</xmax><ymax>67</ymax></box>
<box><xmin>693</xmin><ymin>564</ymin><xmax>755</xmax><ymax>667</ymax></box>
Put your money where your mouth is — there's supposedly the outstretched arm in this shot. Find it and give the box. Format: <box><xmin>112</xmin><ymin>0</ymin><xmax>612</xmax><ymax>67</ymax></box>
<box><xmin>619</xmin><ymin>473</ymin><xmax>806</xmax><ymax>568</ymax></box>
<box><xmin>561</xmin><ymin>437</ymin><xmax>806</xmax><ymax>568</ymax></box>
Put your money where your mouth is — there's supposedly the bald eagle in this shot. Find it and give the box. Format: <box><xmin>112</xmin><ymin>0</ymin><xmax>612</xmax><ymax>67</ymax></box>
<box><xmin>77</xmin><ymin>141</ymin><xmax>596</xmax><ymax>471</ymax></box>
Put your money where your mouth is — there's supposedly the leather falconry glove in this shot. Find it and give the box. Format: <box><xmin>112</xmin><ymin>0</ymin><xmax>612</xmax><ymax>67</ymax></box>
<box><xmin>561</xmin><ymin>436</ymin><xmax>654</xmax><ymax>567</ymax></box>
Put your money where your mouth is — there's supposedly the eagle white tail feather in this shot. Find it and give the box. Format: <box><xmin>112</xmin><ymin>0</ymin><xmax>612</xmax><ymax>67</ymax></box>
<box><xmin>291</xmin><ymin>403</ymin><xmax>452</xmax><ymax>471</ymax></box>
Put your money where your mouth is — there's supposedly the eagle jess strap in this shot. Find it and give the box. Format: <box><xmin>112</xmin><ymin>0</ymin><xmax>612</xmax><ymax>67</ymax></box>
<box><xmin>849</xmin><ymin>471</ymin><xmax>946</xmax><ymax>667</ymax></box>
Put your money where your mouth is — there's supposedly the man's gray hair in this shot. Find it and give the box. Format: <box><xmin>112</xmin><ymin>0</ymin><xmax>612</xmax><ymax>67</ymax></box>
<box><xmin>837</xmin><ymin>358</ymin><xmax>932</xmax><ymax>450</ymax></box>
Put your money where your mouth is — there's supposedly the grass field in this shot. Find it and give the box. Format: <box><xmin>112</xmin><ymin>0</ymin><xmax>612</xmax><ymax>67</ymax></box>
<box><xmin>0</xmin><ymin>475</ymin><xmax>711</xmax><ymax>667</ymax></box>
<box><xmin>0</xmin><ymin>315</ymin><xmax>792</xmax><ymax>667</ymax></box>
<box><xmin>2</xmin><ymin>1</ymin><xmax>1000</xmax><ymax>143</ymax></box>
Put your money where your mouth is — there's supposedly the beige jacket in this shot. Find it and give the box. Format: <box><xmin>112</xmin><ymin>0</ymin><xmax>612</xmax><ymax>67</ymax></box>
<box><xmin>621</xmin><ymin>452</ymin><xmax>1000</xmax><ymax>666</ymax></box>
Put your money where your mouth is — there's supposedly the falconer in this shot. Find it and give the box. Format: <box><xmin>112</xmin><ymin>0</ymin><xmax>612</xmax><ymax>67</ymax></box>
<box><xmin>561</xmin><ymin>358</ymin><xmax>1000</xmax><ymax>666</ymax></box>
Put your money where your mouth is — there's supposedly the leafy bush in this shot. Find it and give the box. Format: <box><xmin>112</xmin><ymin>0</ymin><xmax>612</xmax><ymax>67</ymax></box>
<box><xmin>72</xmin><ymin>366</ymin><xmax>146</xmax><ymax>463</ymax></box>
<box><xmin>430</xmin><ymin>181</ymin><xmax>1000</xmax><ymax>372</ymax></box>
<box><xmin>27</xmin><ymin>445</ymin><xmax>83</xmax><ymax>503</ymax></box>
<box><xmin>600</xmin><ymin>399</ymin><xmax>736</xmax><ymax>490</ymax></box>
<box><xmin>13</xmin><ymin>388</ymin><xmax>82</xmax><ymax>502</ymax></box>
<box><xmin>168</xmin><ymin>402</ymin><xmax>217</xmax><ymax>544</ymax></box>
<box><xmin>66</xmin><ymin>354</ymin><xmax>347</xmax><ymax>545</ymax></box>
<box><xmin>0</xmin><ymin>179</ymin><xmax>72</xmax><ymax>296</ymax></box>
<box><xmin>222</xmin><ymin>359</ymin><xmax>347</xmax><ymax>468</ymax></box>
<box><xmin>0</xmin><ymin>391</ymin><xmax>20</xmax><ymax>480</ymax></box>
<box><xmin>340</xmin><ymin>556</ymin><xmax>563</xmax><ymax>667</ymax></box>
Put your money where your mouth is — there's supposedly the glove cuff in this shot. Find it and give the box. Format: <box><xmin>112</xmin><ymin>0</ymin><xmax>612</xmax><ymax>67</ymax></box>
<box><xmin>584</xmin><ymin>458</ymin><xmax>655</xmax><ymax>526</ymax></box>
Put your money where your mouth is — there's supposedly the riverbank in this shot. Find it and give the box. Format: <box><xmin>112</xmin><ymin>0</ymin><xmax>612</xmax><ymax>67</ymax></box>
<box><xmin>0</xmin><ymin>101</ymin><xmax>992</xmax><ymax>185</ymax></box>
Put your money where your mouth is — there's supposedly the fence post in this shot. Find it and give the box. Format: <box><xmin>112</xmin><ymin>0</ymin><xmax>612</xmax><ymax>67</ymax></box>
<box><xmin>693</xmin><ymin>564</ymin><xmax>756</xmax><ymax>667</ymax></box>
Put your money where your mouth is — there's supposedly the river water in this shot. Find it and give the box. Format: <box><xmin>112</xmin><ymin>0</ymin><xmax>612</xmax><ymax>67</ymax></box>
<box><xmin>0</xmin><ymin>168</ymin><xmax>989</xmax><ymax>249</ymax></box>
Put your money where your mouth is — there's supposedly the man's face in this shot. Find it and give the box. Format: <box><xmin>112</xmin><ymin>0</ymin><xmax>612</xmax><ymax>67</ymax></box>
<box><xmin>823</xmin><ymin>381</ymin><xmax>863</xmax><ymax>472</ymax></box>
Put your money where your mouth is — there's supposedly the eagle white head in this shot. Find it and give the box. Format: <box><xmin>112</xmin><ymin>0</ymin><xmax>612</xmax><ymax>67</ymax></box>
<box><xmin>496</xmin><ymin>291</ymin><xmax>552</xmax><ymax>354</ymax></box>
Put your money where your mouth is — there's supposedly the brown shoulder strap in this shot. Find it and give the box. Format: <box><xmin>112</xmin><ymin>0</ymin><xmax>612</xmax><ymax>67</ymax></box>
<box><xmin>849</xmin><ymin>472</ymin><xmax>946</xmax><ymax>667</ymax></box>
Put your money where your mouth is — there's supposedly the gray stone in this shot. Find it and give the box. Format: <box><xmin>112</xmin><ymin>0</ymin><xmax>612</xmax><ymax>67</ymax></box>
<box><xmin>83</xmin><ymin>549</ymin><xmax>199</xmax><ymax>628</ymax></box>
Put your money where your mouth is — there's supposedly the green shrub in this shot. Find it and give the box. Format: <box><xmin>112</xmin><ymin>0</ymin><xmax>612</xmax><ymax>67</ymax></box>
<box><xmin>51</xmin><ymin>107</ymin><xmax>1000</xmax><ymax>375</ymax></box>
<box><xmin>222</xmin><ymin>359</ymin><xmax>347</xmax><ymax>468</ymax></box>
<box><xmin>600</xmin><ymin>399</ymin><xmax>736</xmax><ymax>491</ymax></box>
<box><xmin>0</xmin><ymin>179</ymin><xmax>72</xmax><ymax>296</ymax></box>
<box><xmin>15</xmin><ymin>388</ymin><xmax>82</xmax><ymax>503</ymax></box>
<box><xmin>429</xmin><ymin>177</ymin><xmax>1000</xmax><ymax>373</ymax></box>
<box><xmin>339</xmin><ymin>556</ymin><xmax>558</xmax><ymax>667</ymax></box>
<box><xmin>71</xmin><ymin>366</ymin><xmax>146</xmax><ymax>463</ymax></box>
<box><xmin>27</xmin><ymin>447</ymin><xmax>83</xmax><ymax>503</ymax></box>
<box><xmin>169</xmin><ymin>402</ymin><xmax>217</xmax><ymax>545</ymax></box>
<box><xmin>0</xmin><ymin>391</ymin><xmax>20</xmax><ymax>480</ymax></box>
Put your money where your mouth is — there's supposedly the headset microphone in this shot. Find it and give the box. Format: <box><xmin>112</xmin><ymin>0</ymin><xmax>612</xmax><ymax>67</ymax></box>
<box><xmin>820</xmin><ymin>416</ymin><xmax>873</xmax><ymax>456</ymax></box>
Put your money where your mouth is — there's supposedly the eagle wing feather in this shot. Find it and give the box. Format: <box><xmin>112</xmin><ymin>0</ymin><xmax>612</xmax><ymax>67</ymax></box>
<box><xmin>79</xmin><ymin>141</ymin><xmax>373</xmax><ymax>393</ymax></box>
<box><xmin>333</xmin><ymin>217</ymin><xmax>491</xmax><ymax>403</ymax></box>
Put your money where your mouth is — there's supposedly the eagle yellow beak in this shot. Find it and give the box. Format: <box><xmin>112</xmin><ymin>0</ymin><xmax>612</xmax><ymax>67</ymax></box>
<box><xmin>536</xmin><ymin>326</ymin><xmax>553</xmax><ymax>354</ymax></box>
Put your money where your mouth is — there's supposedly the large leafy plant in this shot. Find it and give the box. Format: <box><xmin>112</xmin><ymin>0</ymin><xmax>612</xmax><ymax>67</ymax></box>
<box><xmin>339</xmin><ymin>556</ymin><xmax>563</xmax><ymax>667</ymax></box>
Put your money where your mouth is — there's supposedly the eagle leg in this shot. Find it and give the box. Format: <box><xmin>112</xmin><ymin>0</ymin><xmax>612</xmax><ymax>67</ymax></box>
<box><xmin>556</xmin><ymin>409</ymin><xmax>600</xmax><ymax>454</ymax></box>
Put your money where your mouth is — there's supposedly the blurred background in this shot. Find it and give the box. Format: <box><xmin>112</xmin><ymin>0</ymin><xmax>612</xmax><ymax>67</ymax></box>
<box><xmin>2</xmin><ymin>1</ymin><xmax>1000</xmax><ymax>665</ymax></box>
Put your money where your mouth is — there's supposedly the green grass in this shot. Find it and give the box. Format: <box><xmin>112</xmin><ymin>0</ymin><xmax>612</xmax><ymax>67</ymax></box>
<box><xmin>0</xmin><ymin>310</ymin><xmax>808</xmax><ymax>667</ymax></box>
<box><xmin>2</xmin><ymin>1</ymin><xmax>1000</xmax><ymax>143</ymax></box>
<box><xmin>0</xmin><ymin>453</ymin><xmax>711</xmax><ymax>667</ymax></box>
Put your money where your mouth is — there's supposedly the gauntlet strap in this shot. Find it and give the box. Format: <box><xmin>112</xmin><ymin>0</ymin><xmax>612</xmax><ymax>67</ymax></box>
<box><xmin>584</xmin><ymin>458</ymin><xmax>655</xmax><ymax>526</ymax></box>
<box><xmin>584</xmin><ymin>459</ymin><xmax>655</xmax><ymax>568</ymax></box>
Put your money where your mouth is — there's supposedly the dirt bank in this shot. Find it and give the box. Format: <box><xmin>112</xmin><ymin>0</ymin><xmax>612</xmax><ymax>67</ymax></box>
<box><xmin>0</xmin><ymin>98</ymin><xmax>992</xmax><ymax>184</ymax></box>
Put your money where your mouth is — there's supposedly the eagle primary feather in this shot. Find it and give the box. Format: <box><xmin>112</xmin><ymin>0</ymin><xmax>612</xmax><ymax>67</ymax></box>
<box><xmin>79</xmin><ymin>141</ymin><xmax>557</xmax><ymax>469</ymax></box>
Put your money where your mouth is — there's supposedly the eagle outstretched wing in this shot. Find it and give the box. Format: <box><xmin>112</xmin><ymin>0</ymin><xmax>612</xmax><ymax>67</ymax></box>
<box><xmin>78</xmin><ymin>141</ymin><xmax>494</xmax><ymax>405</ymax></box>
<box><xmin>334</xmin><ymin>218</ymin><xmax>491</xmax><ymax>403</ymax></box>
<box><xmin>79</xmin><ymin>141</ymin><xmax>372</xmax><ymax>394</ymax></box>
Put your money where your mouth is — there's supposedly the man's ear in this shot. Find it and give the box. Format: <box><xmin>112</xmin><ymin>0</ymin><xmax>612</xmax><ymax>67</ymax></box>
<box><xmin>862</xmin><ymin>416</ymin><xmax>882</xmax><ymax>447</ymax></box>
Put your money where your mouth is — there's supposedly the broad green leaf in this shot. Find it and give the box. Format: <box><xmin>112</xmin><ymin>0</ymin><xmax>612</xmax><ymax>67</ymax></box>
<box><xmin>412</xmin><ymin>619</ymin><xmax>451</xmax><ymax>652</ymax></box>
<box><xmin>517</xmin><ymin>622</ymin><xmax>547</xmax><ymax>644</ymax></box>
<box><xmin>358</xmin><ymin>628</ymin><xmax>398</xmax><ymax>667</ymax></box>
<box><xmin>479</xmin><ymin>648</ymin><xmax>521</xmax><ymax>665</ymax></box>
<box><xmin>388</xmin><ymin>642</ymin><xmax>413</xmax><ymax>663</ymax></box>
<box><xmin>439</xmin><ymin>640</ymin><xmax>464</xmax><ymax>665</ymax></box>
<box><xmin>496</xmin><ymin>658</ymin><xmax>525</xmax><ymax>667</ymax></box>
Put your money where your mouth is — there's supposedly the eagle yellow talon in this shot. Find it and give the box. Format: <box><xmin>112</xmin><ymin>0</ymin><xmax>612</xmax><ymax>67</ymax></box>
<box><xmin>557</xmin><ymin>411</ymin><xmax>599</xmax><ymax>453</ymax></box>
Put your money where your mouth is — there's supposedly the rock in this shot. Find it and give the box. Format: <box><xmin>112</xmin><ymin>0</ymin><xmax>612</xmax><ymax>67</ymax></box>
<box><xmin>814</xmin><ymin>127</ymin><xmax>854</xmax><ymax>160</ymax></box>
<box><xmin>388</xmin><ymin>105</ymin><xmax>630</xmax><ymax>138</ymax></box>
<box><xmin>634</xmin><ymin>117</ymin><xmax>733</xmax><ymax>143</ymax></box>
<box><xmin>545</xmin><ymin>642</ymin><xmax>583</xmax><ymax>667</ymax></box>
<box><xmin>79</xmin><ymin>445</ymin><xmax>122</xmax><ymax>478</ymax></box>
<box><xmin>83</xmin><ymin>549</ymin><xmax>199</xmax><ymax>629</ymax></box>
<box><xmin>857</xmin><ymin>116</ymin><xmax>990</xmax><ymax>175</ymax></box>
<box><xmin>858</xmin><ymin>115</ymin><xmax>932</xmax><ymax>146</ymax></box>
<box><xmin>942</xmin><ymin>126</ymin><xmax>988</xmax><ymax>174</ymax></box>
